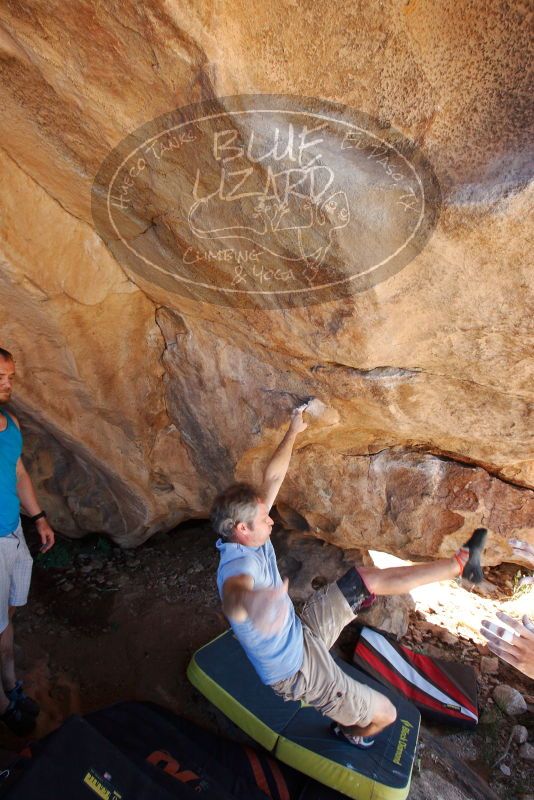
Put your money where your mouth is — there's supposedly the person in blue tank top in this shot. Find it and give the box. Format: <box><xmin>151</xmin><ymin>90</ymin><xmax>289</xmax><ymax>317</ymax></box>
<box><xmin>0</xmin><ymin>348</ymin><xmax>55</xmax><ymax>736</ymax></box>
<box><xmin>212</xmin><ymin>404</ymin><xmax>488</xmax><ymax>749</ymax></box>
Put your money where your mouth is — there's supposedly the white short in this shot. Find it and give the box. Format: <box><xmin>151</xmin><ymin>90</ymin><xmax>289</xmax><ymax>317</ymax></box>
<box><xmin>0</xmin><ymin>520</ymin><xmax>33</xmax><ymax>632</ymax></box>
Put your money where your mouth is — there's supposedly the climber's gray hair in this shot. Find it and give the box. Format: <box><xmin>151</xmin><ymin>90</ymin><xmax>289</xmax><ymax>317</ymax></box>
<box><xmin>211</xmin><ymin>482</ymin><xmax>261</xmax><ymax>539</ymax></box>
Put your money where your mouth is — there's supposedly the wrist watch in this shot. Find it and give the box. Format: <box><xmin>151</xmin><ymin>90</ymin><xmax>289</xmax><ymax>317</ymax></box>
<box><xmin>29</xmin><ymin>511</ymin><xmax>47</xmax><ymax>523</ymax></box>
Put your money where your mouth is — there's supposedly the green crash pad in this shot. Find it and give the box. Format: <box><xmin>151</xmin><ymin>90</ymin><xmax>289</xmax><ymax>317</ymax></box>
<box><xmin>187</xmin><ymin>630</ymin><xmax>420</xmax><ymax>800</ymax></box>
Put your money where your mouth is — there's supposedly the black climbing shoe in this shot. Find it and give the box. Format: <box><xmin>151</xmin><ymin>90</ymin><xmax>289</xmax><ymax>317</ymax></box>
<box><xmin>462</xmin><ymin>528</ymin><xmax>488</xmax><ymax>584</ymax></box>
<box><xmin>330</xmin><ymin>722</ymin><xmax>375</xmax><ymax>749</ymax></box>
<box><xmin>0</xmin><ymin>700</ymin><xmax>36</xmax><ymax>736</ymax></box>
<box><xmin>6</xmin><ymin>681</ymin><xmax>40</xmax><ymax>717</ymax></box>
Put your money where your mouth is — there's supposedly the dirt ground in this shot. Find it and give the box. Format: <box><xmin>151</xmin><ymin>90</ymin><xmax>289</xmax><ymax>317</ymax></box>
<box><xmin>1</xmin><ymin>520</ymin><xmax>533</xmax><ymax>799</ymax></box>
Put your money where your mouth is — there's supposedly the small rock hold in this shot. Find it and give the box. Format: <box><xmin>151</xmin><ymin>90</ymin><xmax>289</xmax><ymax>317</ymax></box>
<box><xmin>519</xmin><ymin>742</ymin><xmax>534</xmax><ymax>761</ymax></box>
<box><xmin>480</xmin><ymin>656</ymin><xmax>499</xmax><ymax>675</ymax></box>
<box><xmin>480</xmin><ymin>707</ymin><xmax>500</xmax><ymax>725</ymax></box>
<box><xmin>512</xmin><ymin>725</ymin><xmax>528</xmax><ymax>744</ymax></box>
<box><xmin>61</xmin><ymin>582</ymin><xmax>74</xmax><ymax>592</ymax></box>
<box><xmin>440</xmin><ymin>631</ymin><xmax>457</xmax><ymax>646</ymax></box>
<box><xmin>493</xmin><ymin>684</ymin><xmax>528</xmax><ymax>716</ymax></box>
<box><xmin>423</xmin><ymin>644</ymin><xmax>445</xmax><ymax>660</ymax></box>
<box><xmin>500</xmin><ymin>763</ymin><xmax>511</xmax><ymax>776</ymax></box>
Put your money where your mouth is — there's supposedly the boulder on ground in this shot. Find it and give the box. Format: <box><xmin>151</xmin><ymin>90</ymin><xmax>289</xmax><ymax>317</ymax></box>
<box><xmin>493</xmin><ymin>685</ymin><xmax>527</xmax><ymax>716</ymax></box>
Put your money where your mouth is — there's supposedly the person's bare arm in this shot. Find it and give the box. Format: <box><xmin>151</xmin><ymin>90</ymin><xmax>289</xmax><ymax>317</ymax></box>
<box><xmin>222</xmin><ymin>574</ymin><xmax>290</xmax><ymax>636</ymax></box>
<box><xmin>16</xmin><ymin>457</ymin><xmax>55</xmax><ymax>552</ymax></box>
<box><xmin>222</xmin><ymin>574</ymin><xmax>255</xmax><ymax>622</ymax></box>
<box><xmin>262</xmin><ymin>407</ymin><xmax>307</xmax><ymax>512</ymax></box>
<box><xmin>480</xmin><ymin>611</ymin><xmax>534</xmax><ymax>680</ymax></box>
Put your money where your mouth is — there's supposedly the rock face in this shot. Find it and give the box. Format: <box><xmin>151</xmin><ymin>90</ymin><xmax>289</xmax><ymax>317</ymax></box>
<box><xmin>0</xmin><ymin>2</ymin><xmax>532</xmax><ymax>550</ymax></box>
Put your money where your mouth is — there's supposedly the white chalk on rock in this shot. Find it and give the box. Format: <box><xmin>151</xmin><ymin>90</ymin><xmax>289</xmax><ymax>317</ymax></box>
<box><xmin>300</xmin><ymin>397</ymin><xmax>340</xmax><ymax>425</ymax></box>
<box><xmin>303</xmin><ymin>398</ymin><xmax>326</xmax><ymax>416</ymax></box>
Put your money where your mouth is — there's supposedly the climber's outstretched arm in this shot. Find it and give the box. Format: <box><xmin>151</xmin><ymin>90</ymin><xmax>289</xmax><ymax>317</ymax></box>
<box><xmin>262</xmin><ymin>406</ymin><xmax>307</xmax><ymax>512</ymax></box>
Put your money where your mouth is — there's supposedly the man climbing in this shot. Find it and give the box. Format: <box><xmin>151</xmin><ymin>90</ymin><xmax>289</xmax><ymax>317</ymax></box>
<box><xmin>212</xmin><ymin>405</ymin><xmax>487</xmax><ymax>748</ymax></box>
<box><xmin>0</xmin><ymin>348</ymin><xmax>55</xmax><ymax>735</ymax></box>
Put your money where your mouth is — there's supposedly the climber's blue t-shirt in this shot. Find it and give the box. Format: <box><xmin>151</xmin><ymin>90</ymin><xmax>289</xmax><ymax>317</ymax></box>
<box><xmin>216</xmin><ymin>537</ymin><xmax>304</xmax><ymax>685</ymax></box>
<box><xmin>0</xmin><ymin>410</ymin><xmax>22</xmax><ymax>536</ymax></box>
